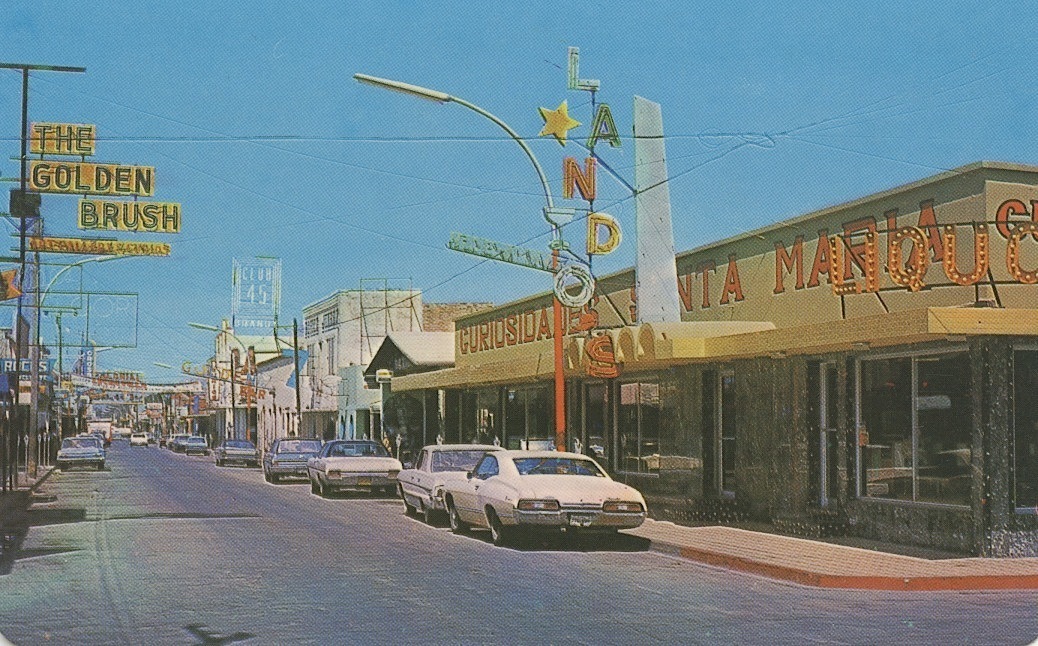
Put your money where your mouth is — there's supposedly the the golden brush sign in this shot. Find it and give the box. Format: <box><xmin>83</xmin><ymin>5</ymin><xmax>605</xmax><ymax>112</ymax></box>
<box><xmin>25</xmin><ymin>122</ymin><xmax>181</xmax><ymax>256</ymax></box>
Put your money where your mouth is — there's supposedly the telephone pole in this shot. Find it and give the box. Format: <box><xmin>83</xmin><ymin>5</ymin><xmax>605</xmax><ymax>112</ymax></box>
<box><xmin>1</xmin><ymin>62</ymin><xmax>85</xmax><ymax>482</ymax></box>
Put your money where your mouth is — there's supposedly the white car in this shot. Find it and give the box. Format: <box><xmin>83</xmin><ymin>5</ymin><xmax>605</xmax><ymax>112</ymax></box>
<box><xmin>442</xmin><ymin>450</ymin><xmax>647</xmax><ymax>546</ymax></box>
<box><xmin>397</xmin><ymin>444</ymin><xmax>502</xmax><ymax>523</ymax></box>
<box><xmin>307</xmin><ymin>439</ymin><xmax>402</xmax><ymax>497</ymax></box>
<box><xmin>57</xmin><ymin>436</ymin><xmax>106</xmax><ymax>471</ymax></box>
<box><xmin>129</xmin><ymin>432</ymin><xmax>149</xmax><ymax>447</ymax></box>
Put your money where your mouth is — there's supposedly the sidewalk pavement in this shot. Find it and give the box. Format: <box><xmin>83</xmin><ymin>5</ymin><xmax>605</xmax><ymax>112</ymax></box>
<box><xmin>0</xmin><ymin>467</ymin><xmax>54</xmax><ymax>528</ymax></box>
<box><xmin>624</xmin><ymin>519</ymin><xmax>1038</xmax><ymax>591</ymax></box>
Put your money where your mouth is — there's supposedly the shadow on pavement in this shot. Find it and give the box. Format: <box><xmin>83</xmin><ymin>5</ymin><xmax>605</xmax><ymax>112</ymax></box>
<box><xmin>478</xmin><ymin>529</ymin><xmax>651</xmax><ymax>553</ymax></box>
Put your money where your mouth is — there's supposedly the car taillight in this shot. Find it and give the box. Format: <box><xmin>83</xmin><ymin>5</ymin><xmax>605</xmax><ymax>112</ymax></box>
<box><xmin>517</xmin><ymin>499</ymin><xmax>560</xmax><ymax>512</ymax></box>
<box><xmin>602</xmin><ymin>500</ymin><xmax>643</xmax><ymax>513</ymax></box>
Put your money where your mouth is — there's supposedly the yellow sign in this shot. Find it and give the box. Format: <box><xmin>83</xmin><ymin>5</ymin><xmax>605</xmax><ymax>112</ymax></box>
<box><xmin>586</xmin><ymin>213</ymin><xmax>621</xmax><ymax>255</ymax></box>
<box><xmin>29</xmin><ymin>236</ymin><xmax>170</xmax><ymax>257</ymax></box>
<box><xmin>79</xmin><ymin>200</ymin><xmax>181</xmax><ymax>233</ymax></box>
<box><xmin>29</xmin><ymin>160</ymin><xmax>154</xmax><ymax>196</ymax></box>
<box><xmin>30</xmin><ymin>123</ymin><xmax>95</xmax><ymax>156</ymax></box>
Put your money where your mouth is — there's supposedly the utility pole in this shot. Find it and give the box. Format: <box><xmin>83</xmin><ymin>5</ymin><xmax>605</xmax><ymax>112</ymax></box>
<box><xmin>229</xmin><ymin>348</ymin><xmax>238</xmax><ymax>441</ymax></box>
<box><xmin>293</xmin><ymin>319</ymin><xmax>302</xmax><ymax>437</ymax></box>
<box><xmin>1</xmin><ymin>62</ymin><xmax>85</xmax><ymax>482</ymax></box>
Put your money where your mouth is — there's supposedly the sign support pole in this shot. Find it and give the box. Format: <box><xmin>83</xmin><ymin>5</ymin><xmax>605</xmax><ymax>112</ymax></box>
<box><xmin>0</xmin><ymin>62</ymin><xmax>85</xmax><ymax>486</ymax></box>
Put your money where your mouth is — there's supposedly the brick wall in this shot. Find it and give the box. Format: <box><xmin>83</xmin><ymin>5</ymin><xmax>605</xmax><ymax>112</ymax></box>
<box><xmin>423</xmin><ymin>302</ymin><xmax>494</xmax><ymax>333</ymax></box>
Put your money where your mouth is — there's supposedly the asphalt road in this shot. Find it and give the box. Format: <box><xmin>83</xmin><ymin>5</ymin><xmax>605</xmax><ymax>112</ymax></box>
<box><xmin>1</xmin><ymin>441</ymin><xmax>1036</xmax><ymax>645</ymax></box>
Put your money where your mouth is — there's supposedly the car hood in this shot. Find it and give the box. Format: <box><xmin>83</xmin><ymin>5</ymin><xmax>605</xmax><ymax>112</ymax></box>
<box><xmin>312</xmin><ymin>456</ymin><xmax>402</xmax><ymax>471</ymax></box>
<box><xmin>513</xmin><ymin>476</ymin><xmax>644</xmax><ymax>504</ymax></box>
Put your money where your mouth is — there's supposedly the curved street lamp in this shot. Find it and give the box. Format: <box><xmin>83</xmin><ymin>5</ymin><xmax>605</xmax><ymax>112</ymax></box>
<box><xmin>354</xmin><ymin>73</ymin><xmax>568</xmax><ymax>451</ymax></box>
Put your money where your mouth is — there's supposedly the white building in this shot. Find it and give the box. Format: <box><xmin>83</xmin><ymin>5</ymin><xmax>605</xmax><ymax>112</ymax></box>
<box><xmin>299</xmin><ymin>286</ymin><xmax>422</xmax><ymax>439</ymax></box>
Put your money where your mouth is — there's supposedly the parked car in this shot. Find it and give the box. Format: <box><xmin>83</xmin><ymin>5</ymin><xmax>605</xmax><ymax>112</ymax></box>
<box><xmin>214</xmin><ymin>439</ymin><xmax>260</xmax><ymax>467</ymax></box>
<box><xmin>170</xmin><ymin>434</ymin><xmax>191</xmax><ymax>452</ymax></box>
<box><xmin>306</xmin><ymin>439</ymin><xmax>402</xmax><ymax>497</ymax></box>
<box><xmin>263</xmin><ymin>438</ymin><xmax>323</xmax><ymax>483</ymax></box>
<box><xmin>183</xmin><ymin>436</ymin><xmax>210</xmax><ymax>456</ymax></box>
<box><xmin>442</xmin><ymin>450</ymin><xmax>647</xmax><ymax>546</ymax></box>
<box><xmin>129</xmin><ymin>432</ymin><xmax>149</xmax><ymax>447</ymax></box>
<box><xmin>397</xmin><ymin>444</ymin><xmax>502</xmax><ymax>523</ymax></box>
<box><xmin>57</xmin><ymin>436</ymin><xmax>106</xmax><ymax>471</ymax></box>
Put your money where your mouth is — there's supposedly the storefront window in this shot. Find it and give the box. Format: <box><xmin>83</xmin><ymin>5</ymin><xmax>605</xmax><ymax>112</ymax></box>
<box><xmin>1014</xmin><ymin>350</ymin><xmax>1038</xmax><ymax>511</ymax></box>
<box><xmin>583</xmin><ymin>383</ymin><xmax>610</xmax><ymax>465</ymax></box>
<box><xmin>505</xmin><ymin>389</ymin><xmax>525</xmax><ymax>449</ymax></box>
<box><xmin>619</xmin><ymin>381</ymin><xmax>660</xmax><ymax>473</ymax></box>
<box><xmin>503</xmin><ymin>387</ymin><xmax>553</xmax><ymax>450</ymax></box>
<box><xmin>472</xmin><ymin>389</ymin><xmax>498</xmax><ymax>445</ymax></box>
<box><xmin>859</xmin><ymin>351</ymin><xmax>971</xmax><ymax>506</ymax></box>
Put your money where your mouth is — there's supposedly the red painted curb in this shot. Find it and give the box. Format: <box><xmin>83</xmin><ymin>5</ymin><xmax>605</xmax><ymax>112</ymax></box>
<box><xmin>667</xmin><ymin>545</ymin><xmax>1038</xmax><ymax>591</ymax></box>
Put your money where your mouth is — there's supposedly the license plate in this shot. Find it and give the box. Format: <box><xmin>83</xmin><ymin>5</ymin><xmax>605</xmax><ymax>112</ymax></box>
<box><xmin>357</xmin><ymin>477</ymin><xmax>371</xmax><ymax>486</ymax></box>
<box><xmin>568</xmin><ymin>514</ymin><xmax>594</xmax><ymax>527</ymax></box>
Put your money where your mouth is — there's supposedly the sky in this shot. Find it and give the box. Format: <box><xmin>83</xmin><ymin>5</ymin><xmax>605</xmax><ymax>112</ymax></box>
<box><xmin>1</xmin><ymin>1</ymin><xmax>1036</xmax><ymax>380</ymax></box>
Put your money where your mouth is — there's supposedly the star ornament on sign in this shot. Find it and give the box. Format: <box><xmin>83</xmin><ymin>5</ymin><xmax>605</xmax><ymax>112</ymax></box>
<box><xmin>538</xmin><ymin>100</ymin><xmax>581</xmax><ymax>146</ymax></box>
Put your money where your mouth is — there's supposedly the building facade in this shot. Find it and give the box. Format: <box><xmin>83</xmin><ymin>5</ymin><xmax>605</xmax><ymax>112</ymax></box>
<box><xmin>390</xmin><ymin>161</ymin><xmax>1038</xmax><ymax>557</ymax></box>
<box><xmin>300</xmin><ymin>286</ymin><xmax>423</xmax><ymax>439</ymax></box>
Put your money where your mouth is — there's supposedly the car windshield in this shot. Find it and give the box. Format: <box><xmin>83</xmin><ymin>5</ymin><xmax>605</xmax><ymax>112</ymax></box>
<box><xmin>186</xmin><ymin>437</ymin><xmax>206</xmax><ymax>444</ymax></box>
<box><xmin>224</xmin><ymin>440</ymin><xmax>254</xmax><ymax>449</ymax></box>
<box><xmin>327</xmin><ymin>441</ymin><xmax>389</xmax><ymax>458</ymax></box>
<box><xmin>62</xmin><ymin>438</ymin><xmax>98</xmax><ymax>449</ymax></box>
<box><xmin>512</xmin><ymin>457</ymin><xmax>605</xmax><ymax>477</ymax></box>
<box><xmin>430</xmin><ymin>450</ymin><xmax>489</xmax><ymax>473</ymax></box>
<box><xmin>278</xmin><ymin>440</ymin><xmax>321</xmax><ymax>453</ymax></box>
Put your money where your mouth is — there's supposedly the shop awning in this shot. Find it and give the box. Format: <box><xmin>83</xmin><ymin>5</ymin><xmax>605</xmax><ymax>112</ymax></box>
<box><xmin>391</xmin><ymin>307</ymin><xmax>1038</xmax><ymax>392</ymax></box>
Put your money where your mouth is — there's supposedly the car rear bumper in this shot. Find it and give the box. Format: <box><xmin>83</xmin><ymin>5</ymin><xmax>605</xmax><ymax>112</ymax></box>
<box><xmin>220</xmin><ymin>453</ymin><xmax>258</xmax><ymax>464</ymax></box>
<box><xmin>57</xmin><ymin>457</ymin><xmax>105</xmax><ymax>468</ymax></box>
<box><xmin>268</xmin><ymin>462</ymin><xmax>308</xmax><ymax>476</ymax></box>
<box><xmin>512</xmin><ymin>509</ymin><xmax>646</xmax><ymax>530</ymax></box>
<box><xmin>321</xmin><ymin>472</ymin><xmax>397</xmax><ymax>491</ymax></box>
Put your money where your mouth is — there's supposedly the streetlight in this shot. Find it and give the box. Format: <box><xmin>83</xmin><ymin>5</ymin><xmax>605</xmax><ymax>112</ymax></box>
<box><xmin>354</xmin><ymin>73</ymin><xmax>568</xmax><ymax>451</ymax></box>
<box><xmin>36</xmin><ymin>255</ymin><xmax>122</xmax><ymax>468</ymax></box>
<box><xmin>188</xmin><ymin>322</ymin><xmax>248</xmax><ymax>443</ymax></box>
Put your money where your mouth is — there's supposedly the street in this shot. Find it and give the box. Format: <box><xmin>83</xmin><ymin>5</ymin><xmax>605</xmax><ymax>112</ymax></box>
<box><xmin>1</xmin><ymin>441</ymin><xmax>1036</xmax><ymax>645</ymax></box>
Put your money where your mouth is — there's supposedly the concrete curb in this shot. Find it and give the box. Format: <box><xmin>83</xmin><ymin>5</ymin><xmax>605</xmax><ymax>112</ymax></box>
<box><xmin>643</xmin><ymin>536</ymin><xmax>1038</xmax><ymax>591</ymax></box>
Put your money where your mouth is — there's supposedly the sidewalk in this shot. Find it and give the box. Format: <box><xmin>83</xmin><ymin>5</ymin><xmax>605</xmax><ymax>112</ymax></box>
<box><xmin>625</xmin><ymin>519</ymin><xmax>1038</xmax><ymax>591</ymax></box>
<box><xmin>0</xmin><ymin>467</ymin><xmax>54</xmax><ymax>529</ymax></box>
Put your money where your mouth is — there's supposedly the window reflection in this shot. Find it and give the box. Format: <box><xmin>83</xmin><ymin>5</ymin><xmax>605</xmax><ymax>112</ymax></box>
<box><xmin>859</xmin><ymin>352</ymin><xmax>971</xmax><ymax>506</ymax></box>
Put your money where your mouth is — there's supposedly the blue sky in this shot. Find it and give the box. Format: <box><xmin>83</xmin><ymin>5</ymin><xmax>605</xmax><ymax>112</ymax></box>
<box><xmin>2</xmin><ymin>1</ymin><xmax>1036</xmax><ymax>379</ymax></box>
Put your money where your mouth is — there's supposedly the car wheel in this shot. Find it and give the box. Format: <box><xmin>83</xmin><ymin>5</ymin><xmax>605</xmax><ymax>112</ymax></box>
<box><xmin>97</xmin><ymin>462</ymin><xmax>105</xmax><ymax>471</ymax></box>
<box><xmin>310</xmin><ymin>477</ymin><xmax>318</xmax><ymax>495</ymax></box>
<box><xmin>317</xmin><ymin>477</ymin><xmax>328</xmax><ymax>498</ymax></box>
<box><xmin>270</xmin><ymin>473</ymin><xmax>279</xmax><ymax>484</ymax></box>
<box><xmin>488</xmin><ymin>509</ymin><xmax>514</xmax><ymax>547</ymax></box>
<box><xmin>447</xmin><ymin>499</ymin><xmax>468</xmax><ymax>535</ymax></box>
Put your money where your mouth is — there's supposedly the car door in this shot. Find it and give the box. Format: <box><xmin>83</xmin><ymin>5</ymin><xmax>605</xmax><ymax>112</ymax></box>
<box><xmin>400</xmin><ymin>449</ymin><xmax>428</xmax><ymax>503</ymax></box>
<box><xmin>456</xmin><ymin>454</ymin><xmax>500</xmax><ymax>526</ymax></box>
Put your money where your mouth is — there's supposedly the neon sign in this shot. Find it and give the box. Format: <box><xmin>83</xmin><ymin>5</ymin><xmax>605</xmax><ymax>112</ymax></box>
<box><xmin>447</xmin><ymin>232</ymin><xmax>554</xmax><ymax>273</ymax></box>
